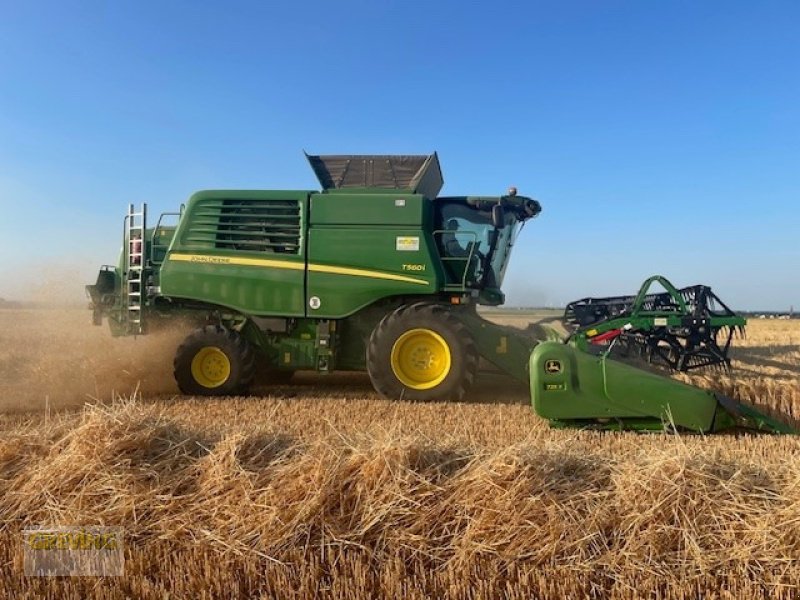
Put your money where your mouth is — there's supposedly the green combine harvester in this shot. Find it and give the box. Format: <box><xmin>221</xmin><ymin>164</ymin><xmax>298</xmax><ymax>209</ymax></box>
<box><xmin>87</xmin><ymin>154</ymin><xmax>792</xmax><ymax>433</ymax></box>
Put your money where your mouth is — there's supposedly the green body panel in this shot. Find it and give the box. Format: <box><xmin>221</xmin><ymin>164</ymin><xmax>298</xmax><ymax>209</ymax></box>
<box><xmin>155</xmin><ymin>190</ymin><xmax>450</xmax><ymax>319</ymax></box>
<box><xmin>307</xmin><ymin>228</ymin><xmax>440</xmax><ymax>317</ymax></box>
<box><xmin>160</xmin><ymin>260</ymin><xmax>306</xmax><ymax>316</ymax></box>
<box><xmin>159</xmin><ymin>190</ymin><xmax>310</xmax><ymax>317</ymax></box>
<box><xmin>310</xmin><ymin>192</ymin><xmax>429</xmax><ymax>226</ymax></box>
<box><xmin>530</xmin><ymin>341</ymin><xmax>720</xmax><ymax>432</ymax></box>
<box><xmin>306</xmin><ymin>192</ymin><xmax>442</xmax><ymax>317</ymax></box>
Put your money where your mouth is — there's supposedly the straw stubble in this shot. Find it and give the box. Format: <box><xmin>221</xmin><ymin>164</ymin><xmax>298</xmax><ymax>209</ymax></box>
<box><xmin>0</xmin><ymin>310</ymin><xmax>799</xmax><ymax>598</ymax></box>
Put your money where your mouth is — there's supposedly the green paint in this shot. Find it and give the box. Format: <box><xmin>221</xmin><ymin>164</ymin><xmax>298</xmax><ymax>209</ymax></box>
<box><xmin>529</xmin><ymin>341</ymin><xmax>794</xmax><ymax>433</ymax></box>
<box><xmin>86</xmin><ymin>155</ymin><xmax>792</xmax><ymax>434</ymax></box>
<box><xmin>310</xmin><ymin>192</ymin><xmax>429</xmax><ymax>226</ymax></box>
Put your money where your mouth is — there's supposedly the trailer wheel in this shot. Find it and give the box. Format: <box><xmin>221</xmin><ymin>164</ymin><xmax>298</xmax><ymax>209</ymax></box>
<box><xmin>367</xmin><ymin>304</ymin><xmax>478</xmax><ymax>402</ymax></box>
<box><xmin>174</xmin><ymin>325</ymin><xmax>256</xmax><ymax>396</ymax></box>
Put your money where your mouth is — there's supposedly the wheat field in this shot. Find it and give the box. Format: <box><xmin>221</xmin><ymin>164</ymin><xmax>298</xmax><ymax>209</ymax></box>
<box><xmin>0</xmin><ymin>309</ymin><xmax>799</xmax><ymax>598</ymax></box>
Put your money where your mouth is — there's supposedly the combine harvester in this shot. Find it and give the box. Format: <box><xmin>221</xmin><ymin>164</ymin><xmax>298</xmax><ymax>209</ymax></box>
<box><xmin>87</xmin><ymin>154</ymin><xmax>792</xmax><ymax>433</ymax></box>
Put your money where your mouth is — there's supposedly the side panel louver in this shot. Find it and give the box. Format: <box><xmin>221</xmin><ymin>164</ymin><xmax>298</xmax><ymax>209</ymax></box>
<box><xmin>161</xmin><ymin>191</ymin><xmax>309</xmax><ymax>317</ymax></box>
<box><xmin>183</xmin><ymin>198</ymin><xmax>302</xmax><ymax>254</ymax></box>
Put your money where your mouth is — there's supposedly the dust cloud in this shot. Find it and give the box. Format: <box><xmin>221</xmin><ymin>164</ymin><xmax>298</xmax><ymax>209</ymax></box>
<box><xmin>0</xmin><ymin>307</ymin><xmax>187</xmax><ymax>413</ymax></box>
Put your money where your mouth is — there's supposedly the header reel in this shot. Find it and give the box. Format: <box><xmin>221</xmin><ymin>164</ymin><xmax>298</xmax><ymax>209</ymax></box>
<box><xmin>565</xmin><ymin>276</ymin><xmax>746</xmax><ymax>372</ymax></box>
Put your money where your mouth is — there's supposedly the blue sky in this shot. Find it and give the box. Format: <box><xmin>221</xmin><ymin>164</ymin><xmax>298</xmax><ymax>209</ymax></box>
<box><xmin>0</xmin><ymin>1</ymin><xmax>798</xmax><ymax>309</ymax></box>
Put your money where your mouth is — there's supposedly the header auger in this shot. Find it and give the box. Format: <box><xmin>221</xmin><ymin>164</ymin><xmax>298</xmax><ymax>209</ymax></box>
<box><xmin>86</xmin><ymin>153</ymin><xmax>794</xmax><ymax>434</ymax></box>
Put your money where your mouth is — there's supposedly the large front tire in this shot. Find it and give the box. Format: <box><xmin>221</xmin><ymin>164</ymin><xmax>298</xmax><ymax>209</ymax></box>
<box><xmin>173</xmin><ymin>325</ymin><xmax>256</xmax><ymax>396</ymax></box>
<box><xmin>367</xmin><ymin>304</ymin><xmax>478</xmax><ymax>402</ymax></box>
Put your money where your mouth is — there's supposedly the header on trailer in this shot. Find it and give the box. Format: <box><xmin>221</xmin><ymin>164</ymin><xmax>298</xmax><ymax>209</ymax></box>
<box><xmin>305</xmin><ymin>153</ymin><xmax>444</xmax><ymax>198</ymax></box>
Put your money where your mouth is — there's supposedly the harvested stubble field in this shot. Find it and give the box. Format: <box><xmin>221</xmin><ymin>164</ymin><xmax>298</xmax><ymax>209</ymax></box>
<box><xmin>0</xmin><ymin>309</ymin><xmax>799</xmax><ymax>599</ymax></box>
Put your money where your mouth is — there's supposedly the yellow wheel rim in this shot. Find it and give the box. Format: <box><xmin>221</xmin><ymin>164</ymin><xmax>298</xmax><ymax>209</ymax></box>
<box><xmin>190</xmin><ymin>346</ymin><xmax>231</xmax><ymax>388</ymax></box>
<box><xmin>390</xmin><ymin>328</ymin><xmax>452</xmax><ymax>390</ymax></box>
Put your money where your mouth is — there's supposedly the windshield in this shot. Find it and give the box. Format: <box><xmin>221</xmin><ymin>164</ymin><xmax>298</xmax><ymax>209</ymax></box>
<box><xmin>488</xmin><ymin>212</ymin><xmax>521</xmax><ymax>287</ymax></box>
<box><xmin>435</xmin><ymin>201</ymin><xmax>518</xmax><ymax>289</ymax></box>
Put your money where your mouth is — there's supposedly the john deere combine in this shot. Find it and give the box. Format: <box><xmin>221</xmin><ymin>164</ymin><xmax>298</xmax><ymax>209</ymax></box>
<box><xmin>87</xmin><ymin>154</ymin><xmax>792</xmax><ymax>433</ymax></box>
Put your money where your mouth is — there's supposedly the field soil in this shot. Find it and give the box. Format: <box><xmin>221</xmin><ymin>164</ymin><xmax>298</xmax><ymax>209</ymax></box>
<box><xmin>0</xmin><ymin>309</ymin><xmax>799</xmax><ymax>598</ymax></box>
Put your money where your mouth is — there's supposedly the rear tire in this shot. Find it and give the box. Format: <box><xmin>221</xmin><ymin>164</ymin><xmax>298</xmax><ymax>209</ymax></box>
<box><xmin>367</xmin><ymin>303</ymin><xmax>478</xmax><ymax>402</ymax></box>
<box><xmin>174</xmin><ymin>325</ymin><xmax>256</xmax><ymax>396</ymax></box>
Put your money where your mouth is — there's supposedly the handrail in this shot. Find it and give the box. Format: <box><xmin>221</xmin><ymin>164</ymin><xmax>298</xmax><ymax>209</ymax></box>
<box><xmin>432</xmin><ymin>229</ymin><xmax>478</xmax><ymax>288</ymax></box>
<box><xmin>150</xmin><ymin>212</ymin><xmax>181</xmax><ymax>265</ymax></box>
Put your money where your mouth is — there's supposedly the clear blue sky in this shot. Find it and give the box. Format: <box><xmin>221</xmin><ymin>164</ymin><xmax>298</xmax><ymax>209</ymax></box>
<box><xmin>1</xmin><ymin>1</ymin><xmax>798</xmax><ymax>310</ymax></box>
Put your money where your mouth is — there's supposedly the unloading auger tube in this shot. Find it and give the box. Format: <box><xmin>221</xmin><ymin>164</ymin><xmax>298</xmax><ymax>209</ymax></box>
<box><xmin>521</xmin><ymin>276</ymin><xmax>794</xmax><ymax>434</ymax></box>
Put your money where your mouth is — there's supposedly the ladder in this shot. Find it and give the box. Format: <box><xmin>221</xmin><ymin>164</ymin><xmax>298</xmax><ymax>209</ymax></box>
<box><xmin>125</xmin><ymin>203</ymin><xmax>147</xmax><ymax>334</ymax></box>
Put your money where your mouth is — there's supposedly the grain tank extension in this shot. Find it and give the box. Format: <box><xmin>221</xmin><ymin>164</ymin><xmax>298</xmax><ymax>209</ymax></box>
<box><xmin>86</xmin><ymin>154</ymin><xmax>792</xmax><ymax>433</ymax></box>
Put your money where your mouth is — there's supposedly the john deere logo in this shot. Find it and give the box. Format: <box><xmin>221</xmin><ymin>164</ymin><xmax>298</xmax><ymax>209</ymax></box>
<box><xmin>544</xmin><ymin>360</ymin><xmax>562</xmax><ymax>374</ymax></box>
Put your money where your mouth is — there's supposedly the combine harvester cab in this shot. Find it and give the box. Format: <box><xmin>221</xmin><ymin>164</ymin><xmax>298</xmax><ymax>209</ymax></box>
<box><xmin>86</xmin><ymin>154</ymin><xmax>793</xmax><ymax>434</ymax></box>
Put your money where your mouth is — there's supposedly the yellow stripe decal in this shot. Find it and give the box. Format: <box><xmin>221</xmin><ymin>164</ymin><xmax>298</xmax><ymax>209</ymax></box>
<box><xmin>169</xmin><ymin>253</ymin><xmax>305</xmax><ymax>270</ymax></box>
<box><xmin>308</xmin><ymin>263</ymin><xmax>427</xmax><ymax>285</ymax></box>
<box><xmin>169</xmin><ymin>253</ymin><xmax>428</xmax><ymax>286</ymax></box>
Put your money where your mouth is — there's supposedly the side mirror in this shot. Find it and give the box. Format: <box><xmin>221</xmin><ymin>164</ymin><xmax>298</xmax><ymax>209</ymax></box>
<box><xmin>492</xmin><ymin>204</ymin><xmax>505</xmax><ymax>229</ymax></box>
